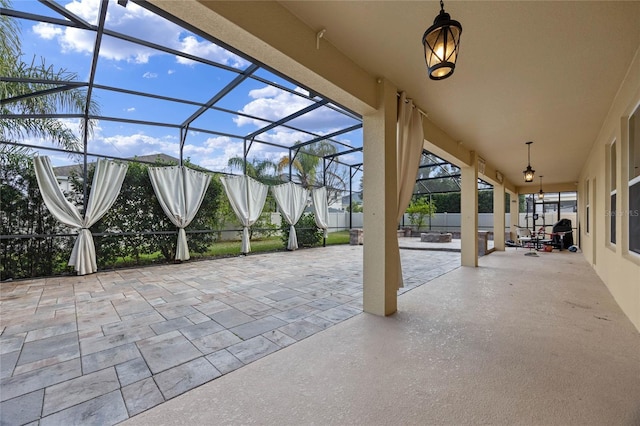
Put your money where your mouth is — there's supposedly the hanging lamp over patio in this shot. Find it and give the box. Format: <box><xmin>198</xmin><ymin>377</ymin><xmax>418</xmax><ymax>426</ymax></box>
<box><xmin>538</xmin><ymin>175</ymin><xmax>545</xmax><ymax>199</ymax></box>
<box><xmin>422</xmin><ymin>0</ymin><xmax>462</xmax><ymax>80</ymax></box>
<box><xmin>523</xmin><ymin>141</ymin><xmax>535</xmax><ymax>182</ymax></box>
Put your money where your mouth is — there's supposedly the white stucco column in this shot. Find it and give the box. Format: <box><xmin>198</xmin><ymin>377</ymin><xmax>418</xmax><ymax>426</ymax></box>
<box><xmin>461</xmin><ymin>152</ymin><xmax>478</xmax><ymax>266</ymax></box>
<box><xmin>510</xmin><ymin>191</ymin><xmax>519</xmax><ymax>241</ymax></box>
<box><xmin>493</xmin><ymin>183</ymin><xmax>506</xmax><ymax>250</ymax></box>
<box><xmin>362</xmin><ymin>78</ymin><xmax>399</xmax><ymax>316</ymax></box>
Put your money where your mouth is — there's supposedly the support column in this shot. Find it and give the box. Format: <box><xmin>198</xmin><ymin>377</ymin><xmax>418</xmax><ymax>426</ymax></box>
<box><xmin>510</xmin><ymin>192</ymin><xmax>519</xmax><ymax>241</ymax></box>
<box><xmin>461</xmin><ymin>152</ymin><xmax>478</xmax><ymax>266</ymax></box>
<box><xmin>362</xmin><ymin>78</ymin><xmax>398</xmax><ymax>316</ymax></box>
<box><xmin>493</xmin><ymin>183</ymin><xmax>506</xmax><ymax>251</ymax></box>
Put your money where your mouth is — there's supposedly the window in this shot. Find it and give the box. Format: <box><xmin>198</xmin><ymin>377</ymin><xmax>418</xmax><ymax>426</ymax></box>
<box><xmin>586</xmin><ymin>179</ymin><xmax>590</xmax><ymax>235</ymax></box>
<box><xmin>610</xmin><ymin>141</ymin><xmax>617</xmax><ymax>245</ymax></box>
<box><xmin>629</xmin><ymin>106</ymin><xmax>640</xmax><ymax>255</ymax></box>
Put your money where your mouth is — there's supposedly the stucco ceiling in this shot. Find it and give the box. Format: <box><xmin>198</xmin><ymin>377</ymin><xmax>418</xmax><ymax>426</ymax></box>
<box><xmin>279</xmin><ymin>1</ymin><xmax>640</xmax><ymax>190</ymax></box>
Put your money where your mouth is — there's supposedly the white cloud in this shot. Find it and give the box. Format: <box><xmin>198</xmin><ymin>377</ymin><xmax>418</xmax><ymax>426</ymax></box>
<box><xmin>87</xmin><ymin>132</ymin><xmax>177</xmax><ymax>161</ymax></box>
<box><xmin>126</xmin><ymin>107</ymin><xmax>136</xmax><ymax>112</ymax></box>
<box><xmin>233</xmin><ymin>86</ymin><xmax>358</xmax><ymax>144</ymax></box>
<box><xmin>176</xmin><ymin>36</ymin><xmax>247</xmax><ymax>68</ymax></box>
<box><xmin>196</xmin><ymin>136</ymin><xmax>243</xmax><ymax>171</ymax></box>
<box><xmin>258</xmin><ymin>129</ymin><xmax>312</xmax><ymax>147</ymax></box>
<box><xmin>32</xmin><ymin>23</ymin><xmax>63</xmax><ymax>39</ymax></box>
<box><xmin>32</xmin><ymin>0</ymin><xmax>247</xmax><ymax>67</ymax></box>
<box><xmin>142</xmin><ymin>72</ymin><xmax>157</xmax><ymax>79</ymax></box>
<box><xmin>168</xmin><ymin>69</ymin><xmax>175</xmax><ymax>75</ymax></box>
<box><xmin>234</xmin><ymin>86</ymin><xmax>313</xmax><ymax>128</ymax></box>
<box><xmin>193</xmin><ymin>136</ymin><xmax>283</xmax><ymax>172</ymax></box>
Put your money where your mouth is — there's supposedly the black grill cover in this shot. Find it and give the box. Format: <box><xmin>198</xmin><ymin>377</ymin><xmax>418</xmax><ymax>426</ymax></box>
<box><xmin>550</xmin><ymin>219</ymin><xmax>574</xmax><ymax>248</ymax></box>
<box><xmin>552</xmin><ymin>218</ymin><xmax>572</xmax><ymax>233</ymax></box>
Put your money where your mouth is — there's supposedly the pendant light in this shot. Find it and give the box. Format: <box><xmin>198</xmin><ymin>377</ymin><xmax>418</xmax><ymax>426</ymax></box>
<box><xmin>538</xmin><ymin>175</ymin><xmax>544</xmax><ymax>199</ymax></box>
<box><xmin>523</xmin><ymin>141</ymin><xmax>535</xmax><ymax>182</ymax></box>
<box><xmin>422</xmin><ymin>0</ymin><xmax>462</xmax><ymax>80</ymax></box>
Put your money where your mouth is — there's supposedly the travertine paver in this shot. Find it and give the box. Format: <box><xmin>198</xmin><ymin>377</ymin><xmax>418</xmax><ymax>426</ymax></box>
<box><xmin>42</xmin><ymin>368</ymin><xmax>120</xmax><ymax>416</ymax></box>
<box><xmin>154</xmin><ymin>357</ymin><xmax>221</xmax><ymax>399</ymax></box>
<box><xmin>136</xmin><ymin>331</ymin><xmax>202</xmax><ymax>374</ymax></box>
<box><xmin>39</xmin><ymin>390</ymin><xmax>128</xmax><ymax>426</ymax></box>
<box><xmin>81</xmin><ymin>343</ymin><xmax>141</xmax><ymax>374</ymax></box>
<box><xmin>0</xmin><ymin>389</ymin><xmax>43</xmax><ymax>426</ymax></box>
<box><xmin>121</xmin><ymin>377</ymin><xmax>164</xmax><ymax>417</ymax></box>
<box><xmin>226</xmin><ymin>336</ymin><xmax>281</xmax><ymax>364</ymax></box>
<box><xmin>115</xmin><ymin>357</ymin><xmax>152</xmax><ymax>387</ymax></box>
<box><xmin>0</xmin><ymin>244</ymin><xmax>460</xmax><ymax>425</ymax></box>
<box><xmin>205</xmin><ymin>349</ymin><xmax>244</xmax><ymax>374</ymax></box>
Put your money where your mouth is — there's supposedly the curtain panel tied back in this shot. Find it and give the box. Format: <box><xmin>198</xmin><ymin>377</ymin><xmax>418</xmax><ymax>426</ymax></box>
<box><xmin>311</xmin><ymin>187</ymin><xmax>330</xmax><ymax>238</ymax></box>
<box><xmin>220</xmin><ymin>175</ymin><xmax>268</xmax><ymax>254</ymax></box>
<box><xmin>272</xmin><ymin>182</ymin><xmax>309</xmax><ymax>250</ymax></box>
<box><xmin>33</xmin><ymin>156</ymin><xmax>128</xmax><ymax>275</ymax></box>
<box><xmin>148</xmin><ymin>166</ymin><xmax>211</xmax><ymax>261</ymax></box>
<box><xmin>396</xmin><ymin>92</ymin><xmax>425</xmax><ymax>288</ymax></box>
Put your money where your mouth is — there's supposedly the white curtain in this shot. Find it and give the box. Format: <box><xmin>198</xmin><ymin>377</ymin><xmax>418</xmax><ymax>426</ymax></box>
<box><xmin>396</xmin><ymin>92</ymin><xmax>425</xmax><ymax>288</ymax></box>
<box><xmin>311</xmin><ymin>186</ymin><xmax>330</xmax><ymax>238</ymax></box>
<box><xmin>148</xmin><ymin>166</ymin><xmax>211</xmax><ymax>261</ymax></box>
<box><xmin>220</xmin><ymin>175</ymin><xmax>268</xmax><ymax>254</ymax></box>
<box><xmin>33</xmin><ymin>156</ymin><xmax>128</xmax><ymax>275</ymax></box>
<box><xmin>271</xmin><ymin>182</ymin><xmax>309</xmax><ymax>250</ymax></box>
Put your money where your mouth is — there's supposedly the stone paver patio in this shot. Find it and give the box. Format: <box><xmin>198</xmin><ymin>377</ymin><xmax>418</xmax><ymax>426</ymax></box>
<box><xmin>0</xmin><ymin>244</ymin><xmax>460</xmax><ymax>425</ymax></box>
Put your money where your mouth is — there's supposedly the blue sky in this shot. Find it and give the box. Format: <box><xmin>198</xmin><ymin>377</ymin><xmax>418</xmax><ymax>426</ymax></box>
<box><xmin>10</xmin><ymin>0</ymin><xmax>363</xmax><ymax>177</ymax></box>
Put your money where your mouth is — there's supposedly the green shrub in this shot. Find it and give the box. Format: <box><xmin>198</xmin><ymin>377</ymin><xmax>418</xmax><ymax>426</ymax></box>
<box><xmin>251</xmin><ymin>212</ymin><xmax>279</xmax><ymax>240</ymax></box>
<box><xmin>406</xmin><ymin>197</ymin><xmax>436</xmax><ymax>231</ymax></box>
<box><xmin>280</xmin><ymin>213</ymin><xmax>322</xmax><ymax>249</ymax></box>
<box><xmin>0</xmin><ymin>147</ymin><xmax>73</xmax><ymax>280</ymax></box>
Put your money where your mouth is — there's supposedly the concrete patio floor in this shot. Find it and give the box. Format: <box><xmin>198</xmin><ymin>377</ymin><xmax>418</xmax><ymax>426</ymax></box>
<box><xmin>125</xmin><ymin>248</ymin><xmax>640</xmax><ymax>426</ymax></box>
<box><xmin>0</xmin><ymin>244</ymin><xmax>460</xmax><ymax>425</ymax></box>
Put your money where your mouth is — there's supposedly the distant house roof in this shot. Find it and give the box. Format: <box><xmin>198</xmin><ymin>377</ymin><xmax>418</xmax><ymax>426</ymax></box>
<box><xmin>52</xmin><ymin>154</ymin><xmax>193</xmax><ymax>177</ymax></box>
<box><xmin>342</xmin><ymin>192</ymin><xmax>362</xmax><ymax>205</ymax></box>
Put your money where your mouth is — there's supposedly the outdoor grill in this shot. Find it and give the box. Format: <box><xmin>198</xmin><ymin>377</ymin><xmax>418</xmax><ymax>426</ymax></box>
<box><xmin>551</xmin><ymin>218</ymin><xmax>573</xmax><ymax>250</ymax></box>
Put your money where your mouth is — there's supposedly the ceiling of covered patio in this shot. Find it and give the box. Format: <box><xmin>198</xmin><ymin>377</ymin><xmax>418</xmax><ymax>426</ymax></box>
<box><xmin>174</xmin><ymin>0</ymin><xmax>640</xmax><ymax>192</ymax></box>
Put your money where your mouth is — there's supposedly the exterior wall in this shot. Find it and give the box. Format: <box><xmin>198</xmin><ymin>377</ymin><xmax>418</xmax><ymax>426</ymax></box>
<box><xmin>579</xmin><ymin>46</ymin><xmax>640</xmax><ymax>332</ymax></box>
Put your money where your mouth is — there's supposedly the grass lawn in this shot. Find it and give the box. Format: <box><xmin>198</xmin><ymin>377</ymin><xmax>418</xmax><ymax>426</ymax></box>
<box><xmin>107</xmin><ymin>230</ymin><xmax>351</xmax><ymax>268</ymax></box>
<box><xmin>201</xmin><ymin>230</ymin><xmax>351</xmax><ymax>257</ymax></box>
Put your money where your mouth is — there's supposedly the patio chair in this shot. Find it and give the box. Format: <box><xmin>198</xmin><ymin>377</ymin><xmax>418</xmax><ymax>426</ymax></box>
<box><xmin>516</xmin><ymin>227</ymin><xmax>534</xmax><ymax>249</ymax></box>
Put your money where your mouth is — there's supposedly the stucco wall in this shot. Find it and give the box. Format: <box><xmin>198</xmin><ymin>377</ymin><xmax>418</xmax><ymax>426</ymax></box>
<box><xmin>579</xmin><ymin>45</ymin><xmax>640</xmax><ymax>332</ymax></box>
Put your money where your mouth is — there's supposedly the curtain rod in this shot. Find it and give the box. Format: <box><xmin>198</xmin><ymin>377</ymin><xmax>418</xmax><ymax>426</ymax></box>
<box><xmin>397</xmin><ymin>92</ymin><xmax>428</xmax><ymax>118</ymax></box>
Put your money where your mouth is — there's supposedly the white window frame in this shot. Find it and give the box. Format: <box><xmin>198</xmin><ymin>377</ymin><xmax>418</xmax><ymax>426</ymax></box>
<box><xmin>628</xmin><ymin>102</ymin><xmax>640</xmax><ymax>257</ymax></box>
<box><xmin>585</xmin><ymin>179</ymin><xmax>590</xmax><ymax>235</ymax></box>
<box><xmin>610</xmin><ymin>140</ymin><xmax>617</xmax><ymax>246</ymax></box>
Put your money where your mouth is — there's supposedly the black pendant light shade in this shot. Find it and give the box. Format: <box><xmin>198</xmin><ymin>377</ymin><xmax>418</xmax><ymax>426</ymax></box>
<box><xmin>538</xmin><ymin>175</ymin><xmax>544</xmax><ymax>199</ymax></box>
<box><xmin>523</xmin><ymin>141</ymin><xmax>535</xmax><ymax>182</ymax></box>
<box><xmin>422</xmin><ymin>0</ymin><xmax>462</xmax><ymax>80</ymax></box>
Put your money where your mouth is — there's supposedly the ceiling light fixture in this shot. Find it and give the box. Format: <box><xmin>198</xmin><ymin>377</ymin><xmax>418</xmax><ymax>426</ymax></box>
<box><xmin>538</xmin><ymin>175</ymin><xmax>544</xmax><ymax>199</ymax></box>
<box><xmin>523</xmin><ymin>141</ymin><xmax>535</xmax><ymax>182</ymax></box>
<box><xmin>422</xmin><ymin>0</ymin><xmax>462</xmax><ymax>80</ymax></box>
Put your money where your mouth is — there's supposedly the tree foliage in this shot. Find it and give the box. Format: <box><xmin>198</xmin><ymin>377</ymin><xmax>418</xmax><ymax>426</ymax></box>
<box><xmin>406</xmin><ymin>197</ymin><xmax>436</xmax><ymax>230</ymax></box>
<box><xmin>429</xmin><ymin>190</ymin><xmax>498</xmax><ymax>214</ymax></box>
<box><xmin>277</xmin><ymin>141</ymin><xmax>347</xmax><ymax>206</ymax></box>
<box><xmin>347</xmin><ymin>201</ymin><xmax>363</xmax><ymax>213</ymax></box>
<box><xmin>69</xmin><ymin>158</ymin><xmax>223</xmax><ymax>264</ymax></box>
<box><xmin>280</xmin><ymin>213</ymin><xmax>322</xmax><ymax>249</ymax></box>
<box><xmin>227</xmin><ymin>156</ymin><xmax>278</xmax><ymax>185</ymax></box>
<box><xmin>0</xmin><ymin>146</ymin><xmax>73</xmax><ymax>280</ymax></box>
<box><xmin>1</xmin><ymin>0</ymin><xmax>98</xmax><ymax>151</ymax></box>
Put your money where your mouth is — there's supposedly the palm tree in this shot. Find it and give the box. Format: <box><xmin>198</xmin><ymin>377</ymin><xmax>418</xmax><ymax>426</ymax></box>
<box><xmin>1</xmin><ymin>0</ymin><xmax>98</xmax><ymax>151</ymax></box>
<box><xmin>227</xmin><ymin>156</ymin><xmax>278</xmax><ymax>185</ymax></box>
<box><xmin>277</xmin><ymin>140</ymin><xmax>336</xmax><ymax>187</ymax></box>
<box><xmin>277</xmin><ymin>140</ymin><xmax>347</xmax><ymax>205</ymax></box>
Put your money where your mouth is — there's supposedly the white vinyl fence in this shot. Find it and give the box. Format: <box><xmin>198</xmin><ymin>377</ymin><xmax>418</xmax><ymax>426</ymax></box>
<box><xmin>219</xmin><ymin>211</ymin><xmax>577</xmax><ymax>240</ymax></box>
